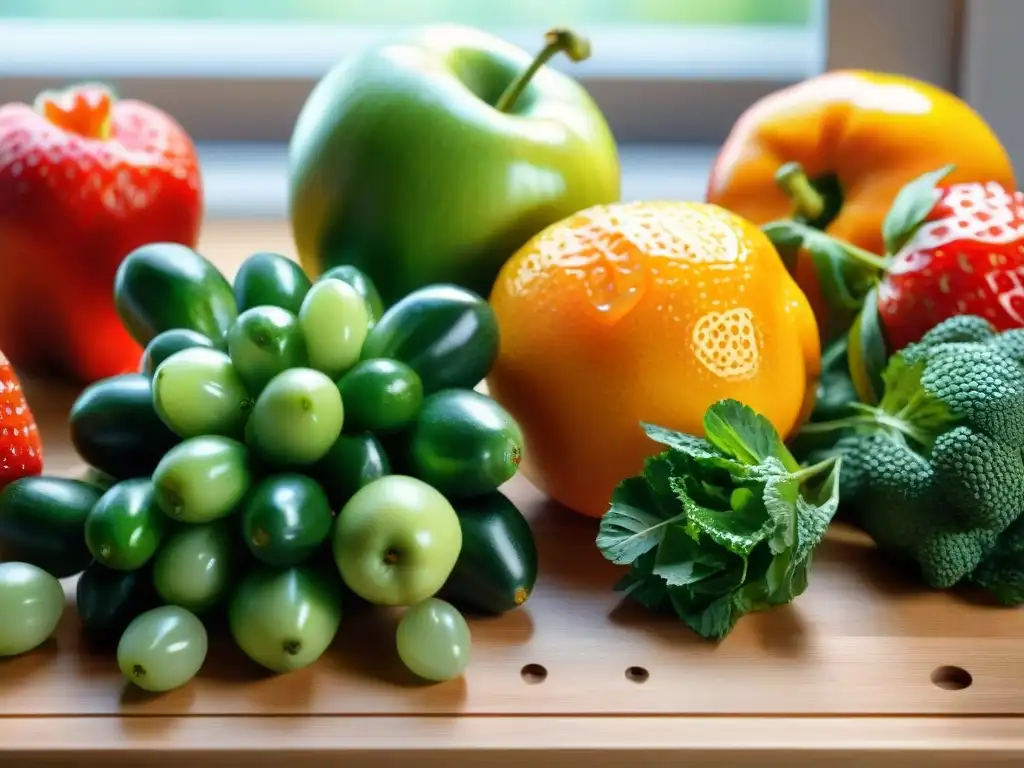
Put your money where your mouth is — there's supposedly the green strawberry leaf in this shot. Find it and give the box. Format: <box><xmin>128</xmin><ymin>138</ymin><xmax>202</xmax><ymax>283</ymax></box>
<box><xmin>762</xmin><ymin>219</ymin><xmax>884</xmax><ymax>344</ymax></box>
<box><xmin>882</xmin><ymin>164</ymin><xmax>955</xmax><ymax>255</ymax></box>
<box><xmin>803</xmin><ymin>230</ymin><xmax>868</xmax><ymax>311</ymax></box>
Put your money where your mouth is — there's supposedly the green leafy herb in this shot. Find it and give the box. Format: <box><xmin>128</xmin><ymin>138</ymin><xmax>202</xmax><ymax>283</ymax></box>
<box><xmin>596</xmin><ymin>399</ymin><xmax>842</xmax><ymax>640</ymax></box>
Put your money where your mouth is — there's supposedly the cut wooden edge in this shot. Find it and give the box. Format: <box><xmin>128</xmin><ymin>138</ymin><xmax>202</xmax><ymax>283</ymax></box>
<box><xmin>4</xmin><ymin>716</ymin><xmax>1024</xmax><ymax>766</ymax></box>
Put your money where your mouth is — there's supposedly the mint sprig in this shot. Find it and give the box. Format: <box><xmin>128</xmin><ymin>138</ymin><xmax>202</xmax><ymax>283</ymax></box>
<box><xmin>596</xmin><ymin>399</ymin><xmax>842</xmax><ymax>640</ymax></box>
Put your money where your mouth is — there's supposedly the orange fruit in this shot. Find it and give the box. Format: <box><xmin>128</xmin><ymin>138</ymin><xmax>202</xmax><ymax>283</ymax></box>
<box><xmin>486</xmin><ymin>200</ymin><xmax>821</xmax><ymax>519</ymax></box>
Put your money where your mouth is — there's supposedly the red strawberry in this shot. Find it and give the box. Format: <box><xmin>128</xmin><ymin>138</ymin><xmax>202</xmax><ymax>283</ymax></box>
<box><xmin>0</xmin><ymin>351</ymin><xmax>43</xmax><ymax>490</ymax></box>
<box><xmin>0</xmin><ymin>83</ymin><xmax>203</xmax><ymax>383</ymax></box>
<box><xmin>877</xmin><ymin>179</ymin><xmax>1024</xmax><ymax>350</ymax></box>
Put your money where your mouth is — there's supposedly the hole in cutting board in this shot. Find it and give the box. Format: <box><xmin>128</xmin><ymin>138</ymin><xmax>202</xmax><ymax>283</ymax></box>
<box><xmin>521</xmin><ymin>664</ymin><xmax>547</xmax><ymax>684</ymax></box>
<box><xmin>931</xmin><ymin>665</ymin><xmax>973</xmax><ymax>690</ymax></box>
<box><xmin>625</xmin><ymin>666</ymin><xmax>649</xmax><ymax>683</ymax></box>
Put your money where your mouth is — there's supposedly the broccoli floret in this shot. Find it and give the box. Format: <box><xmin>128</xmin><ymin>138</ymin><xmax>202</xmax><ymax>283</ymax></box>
<box><xmin>971</xmin><ymin>515</ymin><xmax>1024</xmax><ymax>605</ymax></box>
<box><xmin>838</xmin><ymin>432</ymin><xmax>934</xmax><ymax>551</ymax></box>
<box><xmin>913</xmin><ymin>529</ymin><xmax>999</xmax><ymax>589</ymax></box>
<box><xmin>921</xmin><ymin>345</ymin><xmax>1024</xmax><ymax>442</ymax></box>
<box><xmin>990</xmin><ymin>328</ymin><xmax>1024</xmax><ymax>367</ymax></box>
<box><xmin>916</xmin><ymin>314</ymin><xmax>996</xmax><ymax>345</ymax></box>
<box><xmin>932</xmin><ymin>426</ymin><xmax>1024</xmax><ymax>530</ymax></box>
<box><xmin>799</xmin><ymin>315</ymin><xmax>1024</xmax><ymax>597</ymax></box>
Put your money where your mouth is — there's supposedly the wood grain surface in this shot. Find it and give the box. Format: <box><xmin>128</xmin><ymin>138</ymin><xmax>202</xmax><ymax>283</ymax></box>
<box><xmin>3</xmin><ymin>220</ymin><xmax>1023</xmax><ymax>766</ymax></box>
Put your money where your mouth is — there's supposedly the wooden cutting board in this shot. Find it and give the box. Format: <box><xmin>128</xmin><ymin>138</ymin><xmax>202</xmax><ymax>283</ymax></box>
<box><xmin>3</xmin><ymin>220</ymin><xmax>1024</xmax><ymax>767</ymax></box>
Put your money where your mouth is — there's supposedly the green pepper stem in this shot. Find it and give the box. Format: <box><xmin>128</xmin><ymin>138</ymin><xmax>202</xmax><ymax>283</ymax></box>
<box><xmin>495</xmin><ymin>28</ymin><xmax>591</xmax><ymax>113</ymax></box>
<box><xmin>775</xmin><ymin>162</ymin><xmax>826</xmax><ymax>222</ymax></box>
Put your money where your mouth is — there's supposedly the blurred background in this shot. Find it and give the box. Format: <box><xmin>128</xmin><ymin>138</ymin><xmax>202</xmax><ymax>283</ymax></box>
<box><xmin>0</xmin><ymin>0</ymin><xmax>1017</xmax><ymax>220</ymax></box>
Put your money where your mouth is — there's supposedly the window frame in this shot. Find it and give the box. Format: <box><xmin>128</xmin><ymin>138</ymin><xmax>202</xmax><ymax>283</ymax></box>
<box><xmin>960</xmin><ymin>0</ymin><xmax>1024</xmax><ymax>175</ymax></box>
<box><xmin>0</xmin><ymin>0</ymin><xmax>980</xmax><ymax>147</ymax></box>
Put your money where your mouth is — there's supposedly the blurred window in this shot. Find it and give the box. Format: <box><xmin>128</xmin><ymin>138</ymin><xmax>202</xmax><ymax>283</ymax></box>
<box><xmin>0</xmin><ymin>0</ymin><xmax>978</xmax><ymax>215</ymax></box>
<box><xmin>0</xmin><ymin>0</ymin><xmax>825</xmax><ymax>142</ymax></box>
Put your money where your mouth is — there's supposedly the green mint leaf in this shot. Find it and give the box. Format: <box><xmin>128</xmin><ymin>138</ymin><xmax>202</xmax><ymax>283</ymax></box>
<box><xmin>765</xmin><ymin>548</ymin><xmax>794</xmax><ymax>596</ymax></box>
<box><xmin>614</xmin><ymin>550</ymin><xmax>670</xmax><ymax>611</ymax></box>
<box><xmin>763</xmin><ymin>474</ymin><xmax>799</xmax><ymax>555</ymax></box>
<box><xmin>642</xmin><ymin>421</ymin><xmax>768</xmax><ymax>479</ymax></box>
<box><xmin>702</xmin><ymin>399</ymin><xmax>800</xmax><ymax>472</ymax></box>
<box><xmin>642</xmin><ymin>423</ymin><xmax>735</xmax><ymax>467</ymax></box>
<box><xmin>603</xmin><ymin>402</ymin><xmax>844</xmax><ymax>643</ymax></box>
<box><xmin>882</xmin><ymin>164</ymin><xmax>954</xmax><ymax>255</ymax></box>
<box><xmin>792</xmin><ymin>457</ymin><xmax>842</xmax><ymax>564</ymax></box>
<box><xmin>670</xmin><ymin>474</ymin><xmax>777</xmax><ymax>557</ymax></box>
<box><xmin>642</xmin><ymin>423</ymin><xmax>712</xmax><ymax>454</ymax></box>
<box><xmin>765</xmin><ymin>456</ymin><xmax>841</xmax><ymax>600</ymax></box>
<box><xmin>596</xmin><ymin>475</ymin><xmax>684</xmax><ymax>565</ymax></box>
<box><xmin>642</xmin><ymin>452</ymin><xmax>689</xmax><ymax>507</ymax></box>
<box><xmin>652</xmin><ymin>524</ymin><xmax>734</xmax><ymax>586</ymax></box>
<box><xmin>669</xmin><ymin>588</ymin><xmax>738</xmax><ymax>641</ymax></box>
<box><xmin>732</xmin><ymin>572</ymin><xmax>772</xmax><ymax>611</ymax></box>
<box><xmin>682</xmin><ymin>561</ymin><xmax>746</xmax><ymax>597</ymax></box>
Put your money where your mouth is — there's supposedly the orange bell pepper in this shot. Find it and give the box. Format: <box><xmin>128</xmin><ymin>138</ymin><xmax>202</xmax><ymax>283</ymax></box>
<box><xmin>705</xmin><ymin>69</ymin><xmax>1016</xmax><ymax>340</ymax></box>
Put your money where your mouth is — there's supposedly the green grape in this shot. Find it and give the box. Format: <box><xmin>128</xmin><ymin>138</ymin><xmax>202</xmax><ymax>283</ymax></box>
<box><xmin>298</xmin><ymin>279</ymin><xmax>370</xmax><ymax>379</ymax></box>
<box><xmin>85</xmin><ymin>479</ymin><xmax>166</xmax><ymax>571</ymax></box>
<box><xmin>240</xmin><ymin>474</ymin><xmax>333</xmax><ymax>567</ymax></box>
<box><xmin>318</xmin><ymin>265</ymin><xmax>384</xmax><ymax>327</ymax></box>
<box><xmin>77</xmin><ymin>560</ymin><xmax>158</xmax><ymax>645</ymax></box>
<box><xmin>249</xmin><ymin>368</ymin><xmax>343</xmax><ymax>465</ymax></box>
<box><xmin>396</xmin><ymin>598</ymin><xmax>471</xmax><ymax>682</ymax></box>
<box><xmin>152</xmin><ymin>520</ymin><xmax>240</xmax><ymax>614</ymax></box>
<box><xmin>227</xmin><ymin>306</ymin><xmax>309</xmax><ymax>395</ymax></box>
<box><xmin>0</xmin><ymin>562</ymin><xmax>65</xmax><ymax>657</ymax></box>
<box><xmin>233</xmin><ymin>251</ymin><xmax>312</xmax><ymax>315</ymax></box>
<box><xmin>336</xmin><ymin>358</ymin><xmax>423</xmax><ymax>434</ymax></box>
<box><xmin>117</xmin><ymin>605</ymin><xmax>208</xmax><ymax>692</ymax></box>
<box><xmin>152</xmin><ymin>436</ymin><xmax>252</xmax><ymax>523</ymax></box>
<box><xmin>140</xmin><ymin>329</ymin><xmax>215</xmax><ymax>378</ymax></box>
<box><xmin>152</xmin><ymin>347</ymin><xmax>250</xmax><ymax>438</ymax></box>
<box><xmin>332</xmin><ymin>476</ymin><xmax>461</xmax><ymax>607</ymax></box>
<box><xmin>309</xmin><ymin>432</ymin><xmax>390</xmax><ymax>511</ymax></box>
<box><xmin>228</xmin><ymin>565</ymin><xmax>342</xmax><ymax>673</ymax></box>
